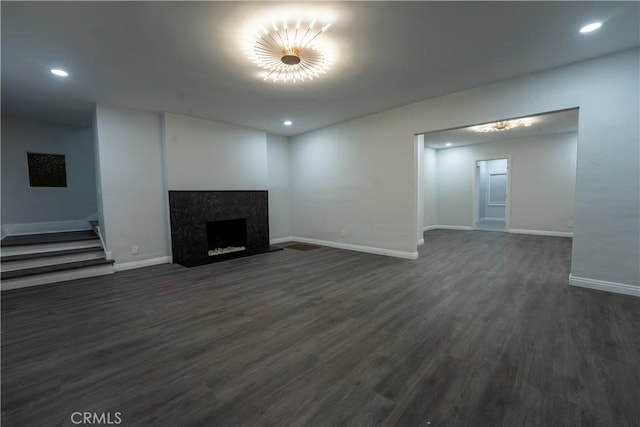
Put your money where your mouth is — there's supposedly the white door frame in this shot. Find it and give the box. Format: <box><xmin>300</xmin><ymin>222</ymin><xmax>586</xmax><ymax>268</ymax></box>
<box><xmin>414</xmin><ymin>135</ymin><xmax>425</xmax><ymax>248</ymax></box>
<box><xmin>471</xmin><ymin>155</ymin><xmax>511</xmax><ymax>231</ymax></box>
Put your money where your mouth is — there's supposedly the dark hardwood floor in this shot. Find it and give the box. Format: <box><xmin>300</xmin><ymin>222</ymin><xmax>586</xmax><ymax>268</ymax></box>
<box><xmin>2</xmin><ymin>230</ymin><xmax>639</xmax><ymax>426</ymax></box>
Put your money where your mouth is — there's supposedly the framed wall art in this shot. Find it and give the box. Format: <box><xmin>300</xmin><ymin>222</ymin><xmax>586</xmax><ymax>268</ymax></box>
<box><xmin>27</xmin><ymin>152</ymin><xmax>67</xmax><ymax>187</ymax></box>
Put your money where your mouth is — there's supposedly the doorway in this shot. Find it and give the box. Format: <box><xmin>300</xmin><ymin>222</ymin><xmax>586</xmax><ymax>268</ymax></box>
<box><xmin>474</xmin><ymin>158</ymin><xmax>508</xmax><ymax>231</ymax></box>
<box><xmin>417</xmin><ymin>108</ymin><xmax>578</xmax><ymax>247</ymax></box>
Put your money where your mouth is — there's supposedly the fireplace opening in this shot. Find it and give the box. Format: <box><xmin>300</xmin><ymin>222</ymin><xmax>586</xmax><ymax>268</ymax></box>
<box><xmin>207</xmin><ymin>218</ymin><xmax>248</xmax><ymax>256</ymax></box>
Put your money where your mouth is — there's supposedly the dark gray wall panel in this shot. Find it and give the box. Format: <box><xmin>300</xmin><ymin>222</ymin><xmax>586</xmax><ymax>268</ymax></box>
<box><xmin>168</xmin><ymin>191</ymin><xmax>269</xmax><ymax>266</ymax></box>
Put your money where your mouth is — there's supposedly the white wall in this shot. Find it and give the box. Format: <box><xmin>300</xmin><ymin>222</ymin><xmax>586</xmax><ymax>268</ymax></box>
<box><xmin>266</xmin><ymin>134</ymin><xmax>292</xmax><ymax>239</ymax></box>
<box><xmin>415</xmin><ymin>135</ymin><xmax>424</xmax><ymax>243</ymax></box>
<box><xmin>95</xmin><ymin>105</ymin><xmax>169</xmax><ymax>264</ymax></box>
<box><xmin>94</xmin><ymin>109</ymin><xmax>291</xmax><ymax>264</ymax></box>
<box><xmin>438</xmin><ymin>134</ymin><xmax>575</xmax><ymax>232</ymax></box>
<box><xmin>162</xmin><ymin>113</ymin><xmax>290</xmax><ymax>240</ymax></box>
<box><xmin>423</xmin><ymin>146</ymin><xmax>437</xmax><ymax>227</ymax></box>
<box><xmin>290</xmin><ymin>49</ymin><xmax>639</xmax><ymax>287</ymax></box>
<box><xmin>163</xmin><ymin>113</ymin><xmax>267</xmax><ymax>191</ymax></box>
<box><xmin>477</xmin><ymin>161</ymin><xmax>488</xmax><ymax>220</ymax></box>
<box><xmin>92</xmin><ymin>110</ymin><xmax>107</xmax><ymax>245</ymax></box>
<box><xmin>290</xmin><ymin>114</ymin><xmax>417</xmax><ymax>254</ymax></box>
<box><xmin>1</xmin><ymin>116</ymin><xmax>97</xmax><ymax>226</ymax></box>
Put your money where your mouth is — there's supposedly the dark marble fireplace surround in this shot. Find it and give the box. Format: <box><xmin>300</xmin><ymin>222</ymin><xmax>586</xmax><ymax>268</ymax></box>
<box><xmin>169</xmin><ymin>191</ymin><xmax>270</xmax><ymax>267</ymax></box>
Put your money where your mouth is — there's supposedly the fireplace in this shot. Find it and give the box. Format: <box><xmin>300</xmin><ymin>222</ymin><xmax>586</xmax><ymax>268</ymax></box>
<box><xmin>168</xmin><ymin>191</ymin><xmax>276</xmax><ymax>267</ymax></box>
<box><xmin>207</xmin><ymin>218</ymin><xmax>247</xmax><ymax>256</ymax></box>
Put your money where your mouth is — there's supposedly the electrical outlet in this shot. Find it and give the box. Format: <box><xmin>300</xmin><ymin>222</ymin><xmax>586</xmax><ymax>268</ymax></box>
<box><xmin>131</xmin><ymin>245</ymin><xmax>139</xmax><ymax>255</ymax></box>
<box><xmin>340</xmin><ymin>229</ymin><xmax>346</xmax><ymax>238</ymax></box>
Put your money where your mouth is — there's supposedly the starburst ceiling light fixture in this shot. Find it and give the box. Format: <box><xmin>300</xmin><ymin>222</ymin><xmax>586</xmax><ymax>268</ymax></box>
<box><xmin>471</xmin><ymin>118</ymin><xmax>534</xmax><ymax>133</ymax></box>
<box><xmin>245</xmin><ymin>16</ymin><xmax>334</xmax><ymax>83</ymax></box>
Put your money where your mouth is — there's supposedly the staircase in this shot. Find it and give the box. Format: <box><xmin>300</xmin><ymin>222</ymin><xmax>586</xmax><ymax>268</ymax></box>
<box><xmin>1</xmin><ymin>228</ymin><xmax>115</xmax><ymax>291</ymax></box>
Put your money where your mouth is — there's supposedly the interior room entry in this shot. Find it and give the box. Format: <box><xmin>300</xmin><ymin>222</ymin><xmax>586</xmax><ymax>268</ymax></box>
<box><xmin>475</xmin><ymin>158</ymin><xmax>508</xmax><ymax>231</ymax></box>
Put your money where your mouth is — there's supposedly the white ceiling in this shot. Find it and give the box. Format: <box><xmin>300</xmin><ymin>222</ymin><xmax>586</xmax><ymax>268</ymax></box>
<box><xmin>1</xmin><ymin>2</ymin><xmax>638</xmax><ymax>135</ymax></box>
<box><xmin>422</xmin><ymin>108</ymin><xmax>579</xmax><ymax>149</ymax></box>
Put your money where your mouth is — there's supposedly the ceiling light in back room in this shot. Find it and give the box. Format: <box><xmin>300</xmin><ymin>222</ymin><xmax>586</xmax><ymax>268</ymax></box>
<box><xmin>245</xmin><ymin>16</ymin><xmax>334</xmax><ymax>83</ymax></box>
<box><xmin>445</xmin><ymin>143</ymin><xmax>452</xmax><ymax>147</ymax></box>
<box><xmin>471</xmin><ymin>118</ymin><xmax>534</xmax><ymax>133</ymax></box>
<box><xmin>283</xmin><ymin>120</ymin><xmax>293</xmax><ymax>126</ymax></box>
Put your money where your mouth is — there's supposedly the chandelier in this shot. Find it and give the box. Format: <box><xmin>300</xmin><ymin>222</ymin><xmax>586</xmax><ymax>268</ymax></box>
<box><xmin>245</xmin><ymin>17</ymin><xmax>334</xmax><ymax>83</ymax></box>
<box><xmin>472</xmin><ymin>118</ymin><xmax>533</xmax><ymax>133</ymax></box>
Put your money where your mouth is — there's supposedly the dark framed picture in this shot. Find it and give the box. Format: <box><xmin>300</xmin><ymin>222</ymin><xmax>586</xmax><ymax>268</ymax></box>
<box><xmin>27</xmin><ymin>152</ymin><xmax>67</xmax><ymax>187</ymax></box>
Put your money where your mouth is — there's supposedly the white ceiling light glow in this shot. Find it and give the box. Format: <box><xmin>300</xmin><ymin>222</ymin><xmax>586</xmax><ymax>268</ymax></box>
<box><xmin>50</xmin><ymin>68</ymin><xmax>69</xmax><ymax>77</ymax></box>
<box><xmin>471</xmin><ymin>118</ymin><xmax>534</xmax><ymax>133</ymax></box>
<box><xmin>580</xmin><ymin>22</ymin><xmax>602</xmax><ymax>33</ymax></box>
<box><xmin>245</xmin><ymin>16</ymin><xmax>334</xmax><ymax>83</ymax></box>
<box><xmin>283</xmin><ymin>120</ymin><xmax>293</xmax><ymax>126</ymax></box>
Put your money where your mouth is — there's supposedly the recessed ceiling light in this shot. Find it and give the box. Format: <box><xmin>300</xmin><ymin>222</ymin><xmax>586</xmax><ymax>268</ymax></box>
<box><xmin>283</xmin><ymin>120</ymin><xmax>293</xmax><ymax>126</ymax></box>
<box><xmin>580</xmin><ymin>22</ymin><xmax>602</xmax><ymax>33</ymax></box>
<box><xmin>50</xmin><ymin>68</ymin><xmax>69</xmax><ymax>77</ymax></box>
<box><xmin>445</xmin><ymin>143</ymin><xmax>452</xmax><ymax>147</ymax></box>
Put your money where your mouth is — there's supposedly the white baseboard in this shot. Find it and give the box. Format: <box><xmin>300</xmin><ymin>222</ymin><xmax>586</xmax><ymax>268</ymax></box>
<box><xmin>270</xmin><ymin>236</ymin><xmax>294</xmax><ymax>245</ymax></box>
<box><xmin>115</xmin><ymin>256</ymin><xmax>171</xmax><ymax>272</ymax></box>
<box><xmin>434</xmin><ymin>225</ymin><xmax>474</xmax><ymax>231</ymax></box>
<box><xmin>3</xmin><ymin>220</ymin><xmax>91</xmax><ymax>236</ymax></box>
<box><xmin>508</xmin><ymin>229</ymin><xmax>573</xmax><ymax>238</ymax></box>
<box><xmin>289</xmin><ymin>237</ymin><xmax>418</xmax><ymax>260</ymax></box>
<box><xmin>423</xmin><ymin>226</ymin><xmax>571</xmax><ymax>238</ymax></box>
<box><xmin>569</xmin><ymin>274</ymin><xmax>639</xmax><ymax>297</ymax></box>
<box><xmin>482</xmin><ymin>217</ymin><xmax>505</xmax><ymax>221</ymax></box>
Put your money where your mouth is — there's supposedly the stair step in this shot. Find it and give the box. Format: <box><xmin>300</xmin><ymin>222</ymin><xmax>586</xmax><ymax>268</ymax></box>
<box><xmin>0</xmin><ymin>240</ymin><xmax>102</xmax><ymax>257</ymax></box>
<box><xmin>1</xmin><ymin>230</ymin><xmax>98</xmax><ymax>247</ymax></box>
<box><xmin>1</xmin><ymin>246</ymin><xmax>104</xmax><ymax>262</ymax></box>
<box><xmin>1</xmin><ymin>263</ymin><xmax>115</xmax><ymax>291</ymax></box>
<box><xmin>1</xmin><ymin>249</ymin><xmax>106</xmax><ymax>272</ymax></box>
<box><xmin>1</xmin><ymin>258</ymin><xmax>114</xmax><ymax>280</ymax></box>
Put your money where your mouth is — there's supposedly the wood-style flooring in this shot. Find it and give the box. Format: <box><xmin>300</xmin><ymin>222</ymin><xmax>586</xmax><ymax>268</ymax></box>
<box><xmin>2</xmin><ymin>230</ymin><xmax>639</xmax><ymax>426</ymax></box>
